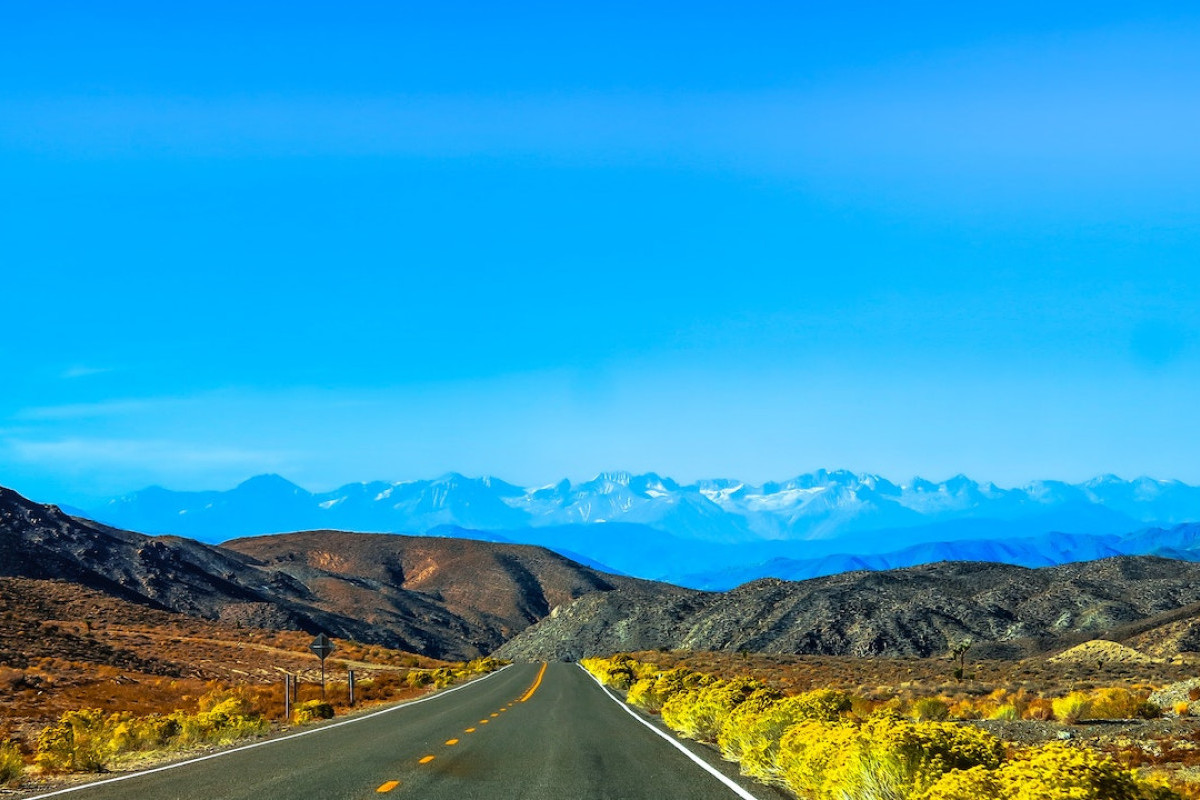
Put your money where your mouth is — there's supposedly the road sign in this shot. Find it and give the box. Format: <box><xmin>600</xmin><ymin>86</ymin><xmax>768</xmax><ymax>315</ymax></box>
<box><xmin>309</xmin><ymin>633</ymin><xmax>336</xmax><ymax>700</ymax></box>
<box><xmin>310</xmin><ymin>633</ymin><xmax>336</xmax><ymax>660</ymax></box>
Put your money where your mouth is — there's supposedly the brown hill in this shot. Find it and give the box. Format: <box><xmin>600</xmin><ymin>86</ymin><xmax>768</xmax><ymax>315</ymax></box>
<box><xmin>495</xmin><ymin>557</ymin><xmax>1200</xmax><ymax>661</ymax></box>
<box><xmin>0</xmin><ymin>485</ymin><xmax>648</xmax><ymax>659</ymax></box>
<box><xmin>220</xmin><ymin>531</ymin><xmax>645</xmax><ymax>656</ymax></box>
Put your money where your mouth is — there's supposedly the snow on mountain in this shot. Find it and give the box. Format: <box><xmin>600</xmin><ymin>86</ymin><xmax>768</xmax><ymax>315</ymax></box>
<box><xmin>83</xmin><ymin>470</ymin><xmax>1200</xmax><ymax>587</ymax></box>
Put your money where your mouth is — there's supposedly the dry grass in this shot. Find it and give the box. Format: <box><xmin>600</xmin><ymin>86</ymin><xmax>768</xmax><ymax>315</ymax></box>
<box><xmin>0</xmin><ymin>578</ymin><xmax>456</xmax><ymax>779</ymax></box>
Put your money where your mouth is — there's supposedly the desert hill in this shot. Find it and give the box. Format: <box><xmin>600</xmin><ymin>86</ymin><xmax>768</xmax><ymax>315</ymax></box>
<box><xmin>0</xmin><ymin>485</ymin><xmax>647</xmax><ymax>659</ymax></box>
<box><xmin>11</xmin><ymin>483</ymin><xmax>1200</xmax><ymax>665</ymax></box>
<box><xmin>495</xmin><ymin>557</ymin><xmax>1200</xmax><ymax>661</ymax></box>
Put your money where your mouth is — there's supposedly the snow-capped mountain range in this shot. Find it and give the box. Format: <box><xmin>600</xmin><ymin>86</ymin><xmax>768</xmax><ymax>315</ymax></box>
<box><xmin>83</xmin><ymin>470</ymin><xmax>1200</xmax><ymax>588</ymax></box>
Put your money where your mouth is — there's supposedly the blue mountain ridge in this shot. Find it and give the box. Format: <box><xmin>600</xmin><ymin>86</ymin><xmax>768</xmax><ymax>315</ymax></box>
<box><xmin>81</xmin><ymin>471</ymin><xmax>1200</xmax><ymax>589</ymax></box>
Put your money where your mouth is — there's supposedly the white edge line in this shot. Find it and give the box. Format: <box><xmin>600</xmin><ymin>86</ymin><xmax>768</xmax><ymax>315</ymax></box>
<box><xmin>578</xmin><ymin>664</ymin><xmax>759</xmax><ymax>800</ymax></box>
<box><xmin>27</xmin><ymin>664</ymin><xmax>512</xmax><ymax>799</ymax></box>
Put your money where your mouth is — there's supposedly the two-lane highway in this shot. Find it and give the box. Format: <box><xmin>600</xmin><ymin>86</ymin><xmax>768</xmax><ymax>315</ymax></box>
<box><xmin>32</xmin><ymin>663</ymin><xmax>782</xmax><ymax>800</ymax></box>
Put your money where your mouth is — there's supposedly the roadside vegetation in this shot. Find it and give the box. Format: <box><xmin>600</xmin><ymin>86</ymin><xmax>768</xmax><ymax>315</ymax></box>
<box><xmin>3</xmin><ymin>653</ymin><xmax>505</xmax><ymax>786</ymax></box>
<box><xmin>583</xmin><ymin>653</ymin><xmax>1195</xmax><ymax>799</ymax></box>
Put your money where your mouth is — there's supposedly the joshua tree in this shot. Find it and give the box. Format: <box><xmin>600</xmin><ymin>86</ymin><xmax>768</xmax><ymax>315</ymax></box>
<box><xmin>950</xmin><ymin>638</ymin><xmax>973</xmax><ymax>681</ymax></box>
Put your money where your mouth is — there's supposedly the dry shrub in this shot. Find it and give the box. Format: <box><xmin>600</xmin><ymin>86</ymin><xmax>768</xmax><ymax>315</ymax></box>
<box><xmin>1053</xmin><ymin>692</ymin><xmax>1092</xmax><ymax>724</ymax></box>
<box><xmin>0</xmin><ymin>740</ymin><xmax>22</xmax><ymax>786</ymax></box>
<box><xmin>291</xmin><ymin>701</ymin><xmax>334</xmax><ymax>724</ymax></box>
<box><xmin>912</xmin><ymin>698</ymin><xmax>951</xmax><ymax>722</ymax></box>
<box><xmin>1091</xmin><ymin>688</ymin><xmax>1159</xmax><ymax>720</ymax></box>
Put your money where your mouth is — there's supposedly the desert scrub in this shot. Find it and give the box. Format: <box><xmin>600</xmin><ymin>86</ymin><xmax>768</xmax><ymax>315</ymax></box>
<box><xmin>917</xmin><ymin>743</ymin><xmax>1181</xmax><ymax>800</ymax></box>
<box><xmin>35</xmin><ymin>709</ymin><xmax>113</xmax><ymax>772</ymax></box>
<box><xmin>36</xmin><ymin>690</ymin><xmax>269</xmax><ymax>772</ymax></box>
<box><xmin>661</xmin><ymin>678</ymin><xmax>767</xmax><ymax>743</ymax></box>
<box><xmin>1090</xmin><ymin>687</ymin><xmax>1160</xmax><ymax>720</ymax></box>
<box><xmin>773</xmin><ymin>714</ymin><xmax>1004</xmax><ymax>799</ymax></box>
<box><xmin>777</xmin><ymin>721</ymin><xmax>858</xmax><ymax>796</ymax></box>
<box><xmin>628</xmin><ymin>667</ymin><xmax>713</xmax><ymax>712</ymax></box>
<box><xmin>911</xmin><ymin>698</ymin><xmax>951</xmax><ymax>722</ymax></box>
<box><xmin>1052</xmin><ymin>691</ymin><xmax>1093</xmax><ymax>724</ymax></box>
<box><xmin>291</xmin><ymin>700</ymin><xmax>335</xmax><ymax>724</ymax></box>
<box><xmin>718</xmin><ymin>690</ymin><xmax>847</xmax><ymax>783</ymax></box>
<box><xmin>831</xmin><ymin>715</ymin><xmax>1005</xmax><ymax>799</ymax></box>
<box><xmin>987</xmin><ymin>704</ymin><xmax>1018</xmax><ymax>721</ymax></box>
<box><xmin>0</xmin><ymin>739</ymin><xmax>23</xmax><ymax>786</ymax></box>
<box><xmin>175</xmin><ymin>690</ymin><xmax>269</xmax><ymax>744</ymax></box>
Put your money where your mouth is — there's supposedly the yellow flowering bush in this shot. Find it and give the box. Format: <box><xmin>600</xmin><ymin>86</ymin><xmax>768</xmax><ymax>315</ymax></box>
<box><xmin>817</xmin><ymin>715</ymin><xmax>1005</xmax><ymax>800</ymax></box>
<box><xmin>628</xmin><ymin>666</ymin><xmax>715</xmax><ymax>712</ymax></box>
<box><xmin>36</xmin><ymin>691</ymin><xmax>269</xmax><ymax>773</ymax></box>
<box><xmin>1052</xmin><ymin>691</ymin><xmax>1092</xmax><ymax>723</ymax></box>
<box><xmin>35</xmin><ymin>709</ymin><xmax>113</xmax><ymax>772</ymax></box>
<box><xmin>661</xmin><ymin>677</ymin><xmax>766</xmax><ymax>743</ymax></box>
<box><xmin>777</xmin><ymin>721</ymin><xmax>858</xmax><ymax>796</ymax></box>
<box><xmin>718</xmin><ymin>690</ymin><xmax>845</xmax><ymax>783</ymax></box>
<box><xmin>918</xmin><ymin>743</ymin><xmax>1179</xmax><ymax>800</ymax></box>
<box><xmin>584</xmin><ymin>653</ymin><xmax>1180</xmax><ymax>800</ymax></box>
<box><xmin>0</xmin><ymin>739</ymin><xmax>24</xmax><ymax>786</ymax></box>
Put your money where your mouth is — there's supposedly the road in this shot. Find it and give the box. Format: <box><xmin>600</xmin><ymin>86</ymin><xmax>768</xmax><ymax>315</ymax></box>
<box><xmin>32</xmin><ymin>663</ymin><xmax>784</xmax><ymax>800</ymax></box>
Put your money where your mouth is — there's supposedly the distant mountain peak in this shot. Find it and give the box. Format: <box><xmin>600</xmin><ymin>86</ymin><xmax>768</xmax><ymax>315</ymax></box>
<box><xmin>236</xmin><ymin>474</ymin><xmax>306</xmax><ymax>494</ymax></box>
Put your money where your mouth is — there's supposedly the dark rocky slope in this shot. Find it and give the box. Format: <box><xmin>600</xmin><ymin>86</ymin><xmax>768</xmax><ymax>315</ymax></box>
<box><xmin>495</xmin><ymin>557</ymin><xmax>1200</xmax><ymax>661</ymax></box>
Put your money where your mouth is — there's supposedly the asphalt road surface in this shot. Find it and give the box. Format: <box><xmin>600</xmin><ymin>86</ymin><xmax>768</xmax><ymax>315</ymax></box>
<box><xmin>32</xmin><ymin>663</ymin><xmax>785</xmax><ymax>800</ymax></box>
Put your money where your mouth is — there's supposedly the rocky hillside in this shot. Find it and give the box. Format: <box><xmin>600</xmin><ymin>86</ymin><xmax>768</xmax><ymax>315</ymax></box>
<box><xmin>495</xmin><ymin>557</ymin><xmax>1200</xmax><ymax>661</ymax></box>
<box><xmin>0</xmin><ymin>485</ymin><xmax>642</xmax><ymax>659</ymax></box>
<box><xmin>12</xmin><ymin>482</ymin><xmax>1200</xmax><ymax>665</ymax></box>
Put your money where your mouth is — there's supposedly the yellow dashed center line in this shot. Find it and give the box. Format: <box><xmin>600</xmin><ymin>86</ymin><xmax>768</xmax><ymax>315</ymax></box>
<box><xmin>445</xmin><ymin>738</ymin><xmax>459</xmax><ymax>746</ymax></box>
<box><xmin>377</xmin><ymin>780</ymin><xmax>400</xmax><ymax>792</ymax></box>
<box><xmin>465</xmin><ymin>727</ymin><xmax>476</xmax><ymax>733</ymax></box>
<box><xmin>419</xmin><ymin>755</ymin><xmax>435</xmax><ymax>764</ymax></box>
<box><xmin>490</xmin><ymin>712</ymin><xmax>499</xmax><ymax>717</ymax></box>
<box><xmin>519</xmin><ymin>662</ymin><xmax>548</xmax><ymax>702</ymax></box>
<box><xmin>479</xmin><ymin>719</ymin><xmax>489</xmax><ymax>724</ymax></box>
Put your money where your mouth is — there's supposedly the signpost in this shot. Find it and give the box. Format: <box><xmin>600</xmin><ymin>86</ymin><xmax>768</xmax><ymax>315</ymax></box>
<box><xmin>309</xmin><ymin>633</ymin><xmax>336</xmax><ymax>699</ymax></box>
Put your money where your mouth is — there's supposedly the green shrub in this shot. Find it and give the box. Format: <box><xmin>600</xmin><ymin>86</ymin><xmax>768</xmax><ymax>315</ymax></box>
<box><xmin>0</xmin><ymin>740</ymin><xmax>23</xmax><ymax>786</ymax></box>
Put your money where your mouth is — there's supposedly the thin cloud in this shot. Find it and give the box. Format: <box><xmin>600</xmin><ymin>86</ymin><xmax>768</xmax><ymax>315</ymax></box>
<box><xmin>6</xmin><ymin>437</ymin><xmax>296</xmax><ymax>470</ymax></box>
<box><xmin>60</xmin><ymin>365</ymin><xmax>113</xmax><ymax>379</ymax></box>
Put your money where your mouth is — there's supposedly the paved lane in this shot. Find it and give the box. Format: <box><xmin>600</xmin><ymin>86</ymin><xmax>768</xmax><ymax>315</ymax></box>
<box><xmin>31</xmin><ymin>663</ymin><xmax>782</xmax><ymax>800</ymax></box>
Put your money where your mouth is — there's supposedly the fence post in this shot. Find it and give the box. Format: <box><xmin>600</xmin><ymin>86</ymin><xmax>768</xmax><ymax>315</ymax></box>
<box><xmin>348</xmin><ymin>669</ymin><xmax>355</xmax><ymax>706</ymax></box>
<box><xmin>284</xmin><ymin>673</ymin><xmax>292</xmax><ymax>722</ymax></box>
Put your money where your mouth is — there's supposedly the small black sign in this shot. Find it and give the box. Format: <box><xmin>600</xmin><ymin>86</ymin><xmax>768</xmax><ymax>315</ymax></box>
<box><xmin>309</xmin><ymin>633</ymin><xmax>336</xmax><ymax>660</ymax></box>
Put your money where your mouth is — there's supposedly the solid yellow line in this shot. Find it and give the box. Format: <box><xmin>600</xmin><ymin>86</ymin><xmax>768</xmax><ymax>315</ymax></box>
<box><xmin>519</xmin><ymin>662</ymin><xmax>548</xmax><ymax>702</ymax></box>
<box><xmin>445</xmin><ymin>739</ymin><xmax>459</xmax><ymax>746</ymax></box>
<box><xmin>465</xmin><ymin>727</ymin><xmax>476</xmax><ymax>733</ymax></box>
<box><xmin>377</xmin><ymin>780</ymin><xmax>400</xmax><ymax>792</ymax></box>
<box><xmin>419</xmin><ymin>755</ymin><xmax>435</xmax><ymax>764</ymax></box>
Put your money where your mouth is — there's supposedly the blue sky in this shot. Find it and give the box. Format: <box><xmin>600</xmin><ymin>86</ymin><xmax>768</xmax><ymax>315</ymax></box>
<box><xmin>2</xmin><ymin>2</ymin><xmax>1200</xmax><ymax>505</ymax></box>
